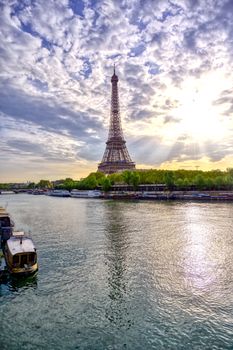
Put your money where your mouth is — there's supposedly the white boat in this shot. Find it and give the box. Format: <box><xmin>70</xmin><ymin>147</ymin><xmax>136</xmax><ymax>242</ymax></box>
<box><xmin>4</xmin><ymin>231</ymin><xmax>38</xmax><ymax>276</ymax></box>
<box><xmin>0</xmin><ymin>191</ymin><xmax>15</xmax><ymax>195</ymax></box>
<box><xmin>48</xmin><ymin>190</ymin><xmax>71</xmax><ymax>197</ymax></box>
<box><xmin>70</xmin><ymin>190</ymin><xmax>102</xmax><ymax>198</ymax></box>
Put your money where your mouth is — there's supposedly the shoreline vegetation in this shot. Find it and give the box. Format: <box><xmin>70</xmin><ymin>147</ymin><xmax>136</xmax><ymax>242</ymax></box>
<box><xmin>1</xmin><ymin>168</ymin><xmax>233</xmax><ymax>201</ymax></box>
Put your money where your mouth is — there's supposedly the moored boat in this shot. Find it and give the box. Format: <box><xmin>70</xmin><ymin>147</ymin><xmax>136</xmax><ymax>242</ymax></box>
<box><xmin>48</xmin><ymin>190</ymin><xmax>71</xmax><ymax>197</ymax></box>
<box><xmin>32</xmin><ymin>190</ymin><xmax>45</xmax><ymax>195</ymax></box>
<box><xmin>0</xmin><ymin>191</ymin><xmax>15</xmax><ymax>195</ymax></box>
<box><xmin>70</xmin><ymin>189</ymin><xmax>102</xmax><ymax>198</ymax></box>
<box><xmin>0</xmin><ymin>250</ymin><xmax>8</xmax><ymax>280</ymax></box>
<box><xmin>4</xmin><ymin>231</ymin><xmax>38</xmax><ymax>276</ymax></box>
<box><xmin>0</xmin><ymin>207</ymin><xmax>14</xmax><ymax>248</ymax></box>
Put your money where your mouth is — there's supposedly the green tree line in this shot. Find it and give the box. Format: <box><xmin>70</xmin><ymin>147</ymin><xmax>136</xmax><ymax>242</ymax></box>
<box><xmin>1</xmin><ymin>168</ymin><xmax>233</xmax><ymax>191</ymax></box>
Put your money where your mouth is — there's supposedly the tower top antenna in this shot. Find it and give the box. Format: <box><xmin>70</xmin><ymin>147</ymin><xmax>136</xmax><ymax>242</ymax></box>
<box><xmin>111</xmin><ymin>63</ymin><xmax>118</xmax><ymax>82</ymax></box>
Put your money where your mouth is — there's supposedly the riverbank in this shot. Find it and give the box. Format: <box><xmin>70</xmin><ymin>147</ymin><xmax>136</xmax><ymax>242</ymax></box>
<box><xmin>2</xmin><ymin>190</ymin><xmax>233</xmax><ymax>201</ymax></box>
<box><xmin>104</xmin><ymin>190</ymin><xmax>233</xmax><ymax>201</ymax></box>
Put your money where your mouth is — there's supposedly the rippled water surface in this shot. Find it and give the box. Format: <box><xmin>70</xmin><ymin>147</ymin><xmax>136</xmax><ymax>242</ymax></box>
<box><xmin>1</xmin><ymin>195</ymin><xmax>233</xmax><ymax>349</ymax></box>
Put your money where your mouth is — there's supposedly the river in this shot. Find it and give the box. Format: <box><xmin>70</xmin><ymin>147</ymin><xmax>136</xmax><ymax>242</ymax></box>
<box><xmin>1</xmin><ymin>194</ymin><xmax>233</xmax><ymax>349</ymax></box>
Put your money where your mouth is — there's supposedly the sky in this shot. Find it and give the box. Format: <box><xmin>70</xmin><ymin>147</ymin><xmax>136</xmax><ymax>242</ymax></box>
<box><xmin>1</xmin><ymin>0</ymin><xmax>233</xmax><ymax>182</ymax></box>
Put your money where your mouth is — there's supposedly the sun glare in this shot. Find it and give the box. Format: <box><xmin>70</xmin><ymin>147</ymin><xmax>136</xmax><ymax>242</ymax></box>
<box><xmin>168</xmin><ymin>71</ymin><xmax>230</xmax><ymax>142</ymax></box>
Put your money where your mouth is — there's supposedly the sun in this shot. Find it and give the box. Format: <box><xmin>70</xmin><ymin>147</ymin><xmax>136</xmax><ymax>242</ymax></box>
<box><xmin>167</xmin><ymin>71</ymin><xmax>230</xmax><ymax>142</ymax></box>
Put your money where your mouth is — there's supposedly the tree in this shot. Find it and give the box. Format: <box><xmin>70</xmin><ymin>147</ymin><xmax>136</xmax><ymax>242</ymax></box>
<box><xmin>121</xmin><ymin>171</ymin><xmax>140</xmax><ymax>189</ymax></box>
<box><xmin>227</xmin><ymin>168</ymin><xmax>233</xmax><ymax>178</ymax></box>
<box><xmin>164</xmin><ymin>171</ymin><xmax>175</xmax><ymax>190</ymax></box>
<box><xmin>205</xmin><ymin>178</ymin><xmax>214</xmax><ymax>190</ymax></box>
<box><xmin>183</xmin><ymin>178</ymin><xmax>191</xmax><ymax>189</ymax></box>
<box><xmin>63</xmin><ymin>178</ymin><xmax>76</xmax><ymax>190</ymax></box>
<box><xmin>37</xmin><ymin>180</ymin><xmax>52</xmax><ymax>189</ymax></box>
<box><xmin>131</xmin><ymin>172</ymin><xmax>140</xmax><ymax>190</ymax></box>
<box><xmin>0</xmin><ymin>183</ymin><xmax>10</xmax><ymax>190</ymax></box>
<box><xmin>101</xmin><ymin>177</ymin><xmax>112</xmax><ymax>192</ymax></box>
<box><xmin>90</xmin><ymin>172</ymin><xmax>105</xmax><ymax>184</ymax></box>
<box><xmin>27</xmin><ymin>182</ymin><xmax>35</xmax><ymax>189</ymax></box>
<box><xmin>85</xmin><ymin>175</ymin><xmax>98</xmax><ymax>189</ymax></box>
<box><xmin>214</xmin><ymin>176</ymin><xmax>225</xmax><ymax>190</ymax></box>
<box><xmin>122</xmin><ymin>170</ymin><xmax>133</xmax><ymax>185</ymax></box>
<box><xmin>194</xmin><ymin>174</ymin><xmax>205</xmax><ymax>190</ymax></box>
<box><xmin>108</xmin><ymin>173</ymin><xmax>123</xmax><ymax>185</ymax></box>
<box><xmin>175</xmin><ymin>178</ymin><xmax>184</xmax><ymax>189</ymax></box>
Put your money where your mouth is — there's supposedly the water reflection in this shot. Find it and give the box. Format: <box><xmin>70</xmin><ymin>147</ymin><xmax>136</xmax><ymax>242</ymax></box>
<box><xmin>183</xmin><ymin>206</ymin><xmax>216</xmax><ymax>291</ymax></box>
<box><xmin>0</xmin><ymin>273</ymin><xmax>37</xmax><ymax>296</ymax></box>
<box><xmin>10</xmin><ymin>273</ymin><xmax>38</xmax><ymax>291</ymax></box>
<box><xmin>103</xmin><ymin>202</ymin><xmax>132</xmax><ymax>329</ymax></box>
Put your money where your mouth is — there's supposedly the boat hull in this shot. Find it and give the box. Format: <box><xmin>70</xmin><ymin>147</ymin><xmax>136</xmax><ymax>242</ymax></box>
<box><xmin>7</xmin><ymin>262</ymin><xmax>38</xmax><ymax>276</ymax></box>
<box><xmin>50</xmin><ymin>194</ymin><xmax>71</xmax><ymax>197</ymax></box>
<box><xmin>71</xmin><ymin>194</ymin><xmax>90</xmax><ymax>198</ymax></box>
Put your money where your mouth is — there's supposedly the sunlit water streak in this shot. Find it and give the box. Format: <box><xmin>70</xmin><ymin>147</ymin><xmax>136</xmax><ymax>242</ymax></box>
<box><xmin>1</xmin><ymin>195</ymin><xmax>233</xmax><ymax>349</ymax></box>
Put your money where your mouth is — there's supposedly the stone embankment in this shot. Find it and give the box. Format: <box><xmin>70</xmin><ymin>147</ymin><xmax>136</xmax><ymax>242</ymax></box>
<box><xmin>104</xmin><ymin>191</ymin><xmax>233</xmax><ymax>201</ymax></box>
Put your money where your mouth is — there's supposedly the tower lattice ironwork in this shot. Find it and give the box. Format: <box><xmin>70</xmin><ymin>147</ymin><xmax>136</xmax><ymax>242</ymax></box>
<box><xmin>98</xmin><ymin>67</ymin><xmax>135</xmax><ymax>174</ymax></box>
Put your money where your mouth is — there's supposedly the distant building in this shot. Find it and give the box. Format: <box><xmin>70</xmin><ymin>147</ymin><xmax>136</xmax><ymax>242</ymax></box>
<box><xmin>11</xmin><ymin>183</ymin><xmax>29</xmax><ymax>189</ymax></box>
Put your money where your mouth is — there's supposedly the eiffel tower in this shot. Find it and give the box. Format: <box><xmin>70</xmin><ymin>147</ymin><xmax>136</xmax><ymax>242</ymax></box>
<box><xmin>98</xmin><ymin>67</ymin><xmax>135</xmax><ymax>174</ymax></box>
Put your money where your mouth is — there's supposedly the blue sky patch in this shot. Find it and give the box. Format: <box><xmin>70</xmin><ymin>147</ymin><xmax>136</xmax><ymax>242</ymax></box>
<box><xmin>129</xmin><ymin>44</ymin><xmax>145</xmax><ymax>57</ymax></box>
<box><xmin>69</xmin><ymin>0</ymin><xmax>85</xmax><ymax>17</ymax></box>
<box><xmin>81</xmin><ymin>58</ymin><xmax>92</xmax><ymax>79</ymax></box>
<box><xmin>145</xmin><ymin>62</ymin><xmax>161</xmax><ymax>75</ymax></box>
<box><xmin>28</xmin><ymin>78</ymin><xmax>48</xmax><ymax>92</ymax></box>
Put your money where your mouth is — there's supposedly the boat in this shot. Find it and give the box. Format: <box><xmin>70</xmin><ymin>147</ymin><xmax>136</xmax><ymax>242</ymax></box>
<box><xmin>0</xmin><ymin>207</ymin><xmax>14</xmax><ymax>248</ymax></box>
<box><xmin>0</xmin><ymin>250</ymin><xmax>8</xmax><ymax>280</ymax></box>
<box><xmin>32</xmin><ymin>190</ymin><xmax>45</xmax><ymax>195</ymax></box>
<box><xmin>0</xmin><ymin>191</ymin><xmax>15</xmax><ymax>195</ymax></box>
<box><xmin>70</xmin><ymin>190</ymin><xmax>102</xmax><ymax>198</ymax></box>
<box><xmin>4</xmin><ymin>231</ymin><xmax>38</xmax><ymax>276</ymax></box>
<box><xmin>48</xmin><ymin>190</ymin><xmax>71</xmax><ymax>197</ymax></box>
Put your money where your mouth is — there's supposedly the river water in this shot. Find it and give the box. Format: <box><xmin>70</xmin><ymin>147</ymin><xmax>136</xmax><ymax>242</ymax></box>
<box><xmin>1</xmin><ymin>194</ymin><xmax>233</xmax><ymax>349</ymax></box>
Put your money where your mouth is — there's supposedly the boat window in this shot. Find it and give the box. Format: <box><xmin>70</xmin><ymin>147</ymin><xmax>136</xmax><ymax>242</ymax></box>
<box><xmin>0</xmin><ymin>217</ymin><xmax>10</xmax><ymax>227</ymax></box>
<box><xmin>28</xmin><ymin>253</ymin><xmax>35</xmax><ymax>263</ymax></box>
<box><xmin>13</xmin><ymin>255</ymin><xmax>20</xmax><ymax>264</ymax></box>
<box><xmin>20</xmin><ymin>255</ymin><xmax>28</xmax><ymax>267</ymax></box>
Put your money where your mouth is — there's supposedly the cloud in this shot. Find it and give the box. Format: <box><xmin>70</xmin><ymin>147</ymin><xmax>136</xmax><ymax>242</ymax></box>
<box><xmin>0</xmin><ymin>82</ymin><xmax>103</xmax><ymax>140</ymax></box>
<box><xmin>163</xmin><ymin>116</ymin><xmax>180</xmax><ymax>124</ymax></box>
